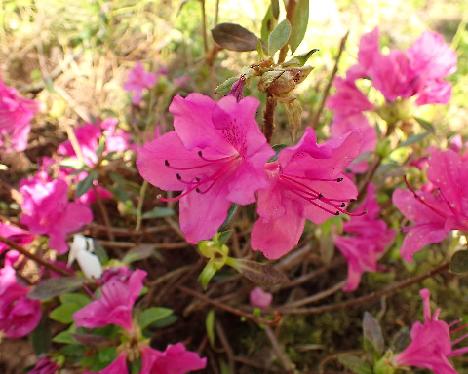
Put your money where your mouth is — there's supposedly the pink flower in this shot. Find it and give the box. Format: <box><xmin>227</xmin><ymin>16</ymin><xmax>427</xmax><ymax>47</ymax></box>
<box><xmin>333</xmin><ymin>184</ymin><xmax>395</xmax><ymax>291</ymax></box>
<box><xmin>124</xmin><ymin>62</ymin><xmax>157</xmax><ymax>105</ymax></box>
<box><xmin>251</xmin><ymin>128</ymin><xmax>360</xmax><ymax>259</ymax></box>
<box><xmin>58</xmin><ymin>118</ymin><xmax>131</xmax><ymax>168</ymax></box>
<box><xmin>74</xmin><ymin>269</ymin><xmax>146</xmax><ymax>332</ymax></box>
<box><xmin>393</xmin><ymin>149</ymin><xmax>468</xmax><ymax>261</ymax></box>
<box><xmin>0</xmin><ymin>265</ymin><xmax>41</xmax><ymax>339</ymax></box>
<box><xmin>0</xmin><ymin>222</ymin><xmax>34</xmax><ymax>266</ymax></box>
<box><xmin>19</xmin><ymin>174</ymin><xmax>93</xmax><ymax>253</ymax></box>
<box><xmin>368</xmin><ymin>50</ymin><xmax>416</xmax><ymax>101</ymax></box>
<box><xmin>395</xmin><ymin>288</ymin><xmax>467</xmax><ymax>374</ymax></box>
<box><xmin>249</xmin><ymin>287</ymin><xmax>272</xmax><ymax>309</ymax></box>
<box><xmin>408</xmin><ymin>31</ymin><xmax>457</xmax><ymax>80</ymax></box>
<box><xmin>29</xmin><ymin>356</ymin><xmax>59</xmax><ymax>374</ymax></box>
<box><xmin>0</xmin><ymin>79</ymin><xmax>37</xmax><ymax>152</ymax></box>
<box><xmin>140</xmin><ymin>344</ymin><xmax>207</xmax><ymax>374</ymax></box>
<box><xmin>137</xmin><ymin>94</ymin><xmax>274</xmax><ymax>243</ymax></box>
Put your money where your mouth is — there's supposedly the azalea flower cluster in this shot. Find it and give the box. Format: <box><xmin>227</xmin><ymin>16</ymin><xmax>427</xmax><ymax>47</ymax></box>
<box><xmin>327</xmin><ymin>28</ymin><xmax>456</xmax><ymax>171</ymax></box>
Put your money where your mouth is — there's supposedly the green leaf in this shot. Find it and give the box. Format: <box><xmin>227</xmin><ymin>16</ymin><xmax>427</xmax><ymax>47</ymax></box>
<box><xmin>31</xmin><ymin>316</ymin><xmax>51</xmax><ymax>355</ymax></box>
<box><xmin>76</xmin><ymin>170</ymin><xmax>98</xmax><ymax>198</ymax></box>
<box><xmin>215</xmin><ymin>76</ymin><xmax>239</xmax><ymax>96</ymax></box>
<box><xmin>29</xmin><ymin>277</ymin><xmax>84</xmax><ymax>301</ymax></box>
<box><xmin>337</xmin><ymin>354</ymin><xmax>372</xmax><ymax>374</ymax></box>
<box><xmin>283</xmin><ymin>48</ymin><xmax>319</xmax><ymax>67</ymax></box>
<box><xmin>141</xmin><ymin>206</ymin><xmax>175</xmax><ymax>219</ymax></box>
<box><xmin>396</xmin><ymin>131</ymin><xmax>431</xmax><ymax>149</ymax></box>
<box><xmin>93</xmin><ymin>241</ymin><xmax>109</xmax><ymax>264</ymax></box>
<box><xmin>50</xmin><ymin>293</ymin><xmax>90</xmax><ymax>324</ymax></box>
<box><xmin>212</xmin><ymin>23</ymin><xmax>258</xmax><ymax>52</ymax></box>
<box><xmin>268</xmin><ymin>19</ymin><xmax>292</xmax><ymax>56</ymax></box>
<box><xmin>138</xmin><ymin>307</ymin><xmax>174</xmax><ymax>330</ymax></box>
<box><xmin>122</xmin><ymin>244</ymin><xmax>156</xmax><ymax>264</ymax></box>
<box><xmin>363</xmin><ymin>312</ymin><xmax>384</xmax><ymax>355</ymax></box>
<box><xmin>53</xmin><ymin>325</ymin><xmax>78</xmax><ymax>345</ymax></box>
<box><xmin>289</xmin><ymin>0</ymin><xmax>309</xmax><ymax>52</ymax></box>
<box><xmin>271</xmin><ymin>0</ymin><xmax>280</xmax><ymax>18</ymax></box>
<box><xmin>199</xmin><ymin>261</ymin><xmax>217</xmax><ymax>290</ymax></box>
<box><xmin>450</xmin><ymin>250</ymin><xmax>468</xmax><ymax>275</ymax></box>
<box><xmin>261</xmin><ymin>6</ymin><xmax>278</xmax><ymax>45</ymax></box>
<box><xmin>206</xmin><ymin>310</ymin><xmax>216</xmax><ymax>347</ymax></box>
<box><xmin>219</xmin><ymin>204</ymin><xmax>238</xmax><ymax>231</ymax></box>
<box><xmin>414</xmin><ymin>117</ymin><xmax>435</xmax><ymax>132</ymax></box>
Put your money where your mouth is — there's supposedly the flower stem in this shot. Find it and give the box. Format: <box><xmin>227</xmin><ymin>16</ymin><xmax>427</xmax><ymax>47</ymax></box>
<box><xmin>0</xmin><ymin>235</ymin><xmax>70</xmax><ymax>276</ymax></box>
<box><xmin>263</xmin><ymin>95</ymin><xmax>277</xmax><ymax>143</ymax></box>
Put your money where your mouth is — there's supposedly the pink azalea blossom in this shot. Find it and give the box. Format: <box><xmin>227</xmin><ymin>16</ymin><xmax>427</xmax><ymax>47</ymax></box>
<box><xmin>249</xmin><ymin>287</ymin><xmax>273</xmax><ymax>309</ymax></box>
<box><xmin>137</xmin><ymin>94</ymin><xmax>274</xmax><ymax>243</ymax></box>
<box><xmin>140</xmin><ymin>344</ymin><xmax>207</xmax><ymax>374</ymax></box>
<box><xmin>393</xmin><ymin>149</ymin><xmax>468</xmax><ymax>261</ymax></box>
<box><xmin>333</xmin><ymin>184</ymin><xmax>395</xmax><ymax>291</ymax></box>
<box><xmin>0</xmin><ymin>78</ymin><xmax>38</xmax><ymax>152</ymax></box>
<box><xmin>74</xmin><ymin>269</ymin><xmax>146</xmax><ymax>332</ymax></box>
<box><xmin>0</xmin><ymin>265</ymin><xmax>41</xmax><ymax>338</ymax></box>
<box><xmin>0</xmin><ymin>222</ymin><xmax>34</xmax><ymax>266</ymax></box>
<box><xmin>251</xmin><ymin>128</ymin><xmax>360</xmax><ymax>259</ymax></box>
<box><xmin>58</xmin><ymin>118</ymin><xmax>131</xmax><ymax>168</ymax></box>
<box><xmin>124</xmin><ymin>62</ymin><xmax>157</xmax><ymax>105</ymax></box>
<box><xmin>395</xmin><ymin>288</ymin><xmax>467</xmax><ymax>374</ymax></box>
<box><xmin>19</xmin><ymin>174</ymin><xmax>93</xmax><ymax>253</ymax></box>
<box><xmin>29</xmin><ymin>356</ymin><xmax>60</xmax><ymax>374</ymax></box>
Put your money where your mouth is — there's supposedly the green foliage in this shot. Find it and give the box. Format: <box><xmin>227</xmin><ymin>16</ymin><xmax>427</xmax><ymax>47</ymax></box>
<box><xmin>268</xmin><ymin>19</ymin><xmax>292</xmax><ymax>56</ymax></box>
<box><xmin>50</xmin><ymin>293</ymin><xmax>91</xmax><ymax>324</ymax></box>
<box><xmin>138</xmin><ymin>307</ymin><xmax>174</xmax><ymax>330</ymax></box>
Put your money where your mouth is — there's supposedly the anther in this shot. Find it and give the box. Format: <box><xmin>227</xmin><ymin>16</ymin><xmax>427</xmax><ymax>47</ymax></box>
<box><xmin>176</xmin><ymin>173</ymin><xmax>182</xmax><ymax>180</ymax></box>
<box><xmin>318</xmin><ymin>193</ymin><xmax>324</xmax><ymax>198</ymax></box>
<box><xmin>164</xmin><ymin>160</ymin><xmax>170</xmax><ymax>167</ymax></box>
<box><xmin>334</xmin><ymin>211</ymin><xmax>340</xmax><ymax>215</ymax></box>
<box><xmin>197</xmin><ymin>150</ymin><xmax>203</xmax><ymax>158</ymax></box>
<box><xmin>340</xmin><ymin>203</ymin><xmax>346</xmax><ymax>207</ymax></box>
<box><xmin>336</xmin><ymin>177</ymin><xmax>343</xmax><ymax>182</ymax></box>
<box><xmin>196</xmin><ymin>188</ymin><xmax>201</xmax><ymax>193</ymax></box>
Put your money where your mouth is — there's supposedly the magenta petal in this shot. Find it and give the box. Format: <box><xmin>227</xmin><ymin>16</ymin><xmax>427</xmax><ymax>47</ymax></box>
<box><xmin>252</xmin><ymin>199</ymin><xmax>305</xmax><ymax>259</ymax></box>
<box><xmin>85</xmin><ymin>353</ymin><xmax>128</xmax><ymax>374</ymax></box>
<box><xmin>140</xmin><ymin>344</ymin><xmax>207</xmax><ymax>374</ymax></box>
<box><xmin>178</xmin><ymin>181</ymin><xmax>231</xmax><ymax>243</ymax></box>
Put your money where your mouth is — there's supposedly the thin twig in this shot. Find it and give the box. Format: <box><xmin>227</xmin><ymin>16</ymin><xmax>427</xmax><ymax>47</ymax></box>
<box><xmin>200</xmin><ymin>0</ymin><xmax>209</xmax><ymax>54</ymax></box>
<box><xmin>177</xmin><ymin>285</ymin><xmax>273</xmax><ymax>325</ymax></box>
<box><xmin>264</xmin><ymin>326</ymin><xmax>296</xmax><ymax>373</ymax></box>
<box><xmin>97</xmin><ymin>241</ymin><xmax>188</xmax><ymax>249</ymax></box>
<box><xmin>281</xmin><ymin>262</ymin><xmax>449</xmax><ymax>315</ymax></box>
<box><xmin>280</xmin><ymin>280</ymin><xmax>346</xmax><ymax>310</ymax></box>
<box><xmin>0</xmin><ymin>236</ymin><xmax>70</xmax><ymax>276</ymax></box>
<box><xmin>263</xmin><ymin>94</ymin><xmax>277</xmax><ymax>143</ymax></box>
<box><xmin>311</xmin><ymin>31</ymin><xmax>349</xmax><ymax>127</ymax></box>
<box><xmin>94</xmin><ymin>188</ymin><xmax>115</xmax><ymax>241</ymax></box>
<box><xmin>135</xmin><ymin>180</ymin><xmax>148</xmax><ymax>231</ymax></box>
<box><xmin>215</xmin><ymin>322</ymin><xmax>235</xmax><ymax>372</ymax></box>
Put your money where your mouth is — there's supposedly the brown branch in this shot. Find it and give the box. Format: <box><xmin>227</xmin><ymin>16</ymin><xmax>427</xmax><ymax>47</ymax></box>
<box><xmin>264</xmin><ymin>326</ymin><xmax>296</xmax><ymax>373</ymax></box>
<box><xmin>263</xmin><ymin>94</ymin><xmax>277</xmax><ymax>143</ymax></box>
<box><xmin>281</xmin><ymin>262</ymin><xmax>449</xmax><ymax>315</ymax></box>
<box><xmin>177</xmin><ymin>285</ymin><xmax>273</xmax><ymax>325</ymax></box>
<box><xmin>0</xmin><ymin>236</ymin><xmax>70</xmax><ymax>276</ymax></box>
<box><xmin>311</xmin><ymin>31</ymin><xmax>349</xmax><ymax>128</ymax></box>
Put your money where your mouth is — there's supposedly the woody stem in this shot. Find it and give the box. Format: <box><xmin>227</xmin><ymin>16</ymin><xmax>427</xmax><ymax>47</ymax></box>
<box><xmin>0</xmin><ymin>235</ymin><xmax>70</xmax><ymax>276</ymax></box>
<box><xmin>263</xmin><ymin>94</ymin><xmax>277</xmax><ymax>143</ymax></box>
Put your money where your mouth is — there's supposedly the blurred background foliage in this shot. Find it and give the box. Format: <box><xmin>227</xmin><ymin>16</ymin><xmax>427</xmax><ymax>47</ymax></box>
<box><xmin>0</xmin><ymin>0</ymin><xmax>467</xmax><ymax>372</ymax></box>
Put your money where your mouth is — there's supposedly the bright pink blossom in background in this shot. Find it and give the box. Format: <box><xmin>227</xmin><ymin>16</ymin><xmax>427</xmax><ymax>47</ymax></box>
<box><xmin>28</xmin><ymin>356</ymin><xmax>59</xmax><ymax>374</ymax></box>
<box><xmin>249</xmin><ymin>287</ymin><xmax>272</xmax><ymax>309</ymax></box>
<box><xmin>58</xmin><ymin>118</ymin><xmax>131</xmax><ymax>168</ymax></box>
<box><xmin>0</xmin><ymin>78</ymin><xmax>37</xmax><ymax>152</ymax></box>
<box><xmin>333</xmin><ymin>184</ymin><xmax>395</xmax><ymax>291</ymax></box>
<box><xmin>395</xmin><ymin>288</ymin><xmax>467</xmax><ymax>374</ymax></box>
<box><xmin>19</xmin><ymin>174</ymin><xmax>93</xmax><ymax>253</ymax></box>
<box><xmin>124</xmin><ymin>62</ymin><xmax>157</xmax><ymax>105</ymax></box>
<box><xmin>393</xmin><ymin>149</ymin><xmax>468</xmax><ymax>261</ymax></box>
<box><xmin>0</xmin><ymin>265</ymin><xmax>41</xmax><ymax>338</ymax></box>
<box><xmin>74</xmin><ymin>269</ymin><xmax>146</xmax><ymax>331</ymax></box>
<box><xmin>251</xmin><ymin>128</ymin><xmax>360</xmax><ymax>259</ymax></box>
<box><xmin>0</xmin><ymin>222</ymin><xmax>34</xmax><ymax>266</ymax></box>
<box><xmin>138</xmin><ymin>94</ymin><xmax>274</xmax><ymax>243</ymax></box>
<box><xmin>140</xmin><ymin>344</ymin><xmax>207</xmax><ymax>374</ymax></box>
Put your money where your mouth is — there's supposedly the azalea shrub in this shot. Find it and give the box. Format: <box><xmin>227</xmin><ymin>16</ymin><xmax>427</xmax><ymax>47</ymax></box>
<box><xmin>0</xmin><ymin>1</ymin><xmax>467</xmax><ymax>373</ymax></box>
